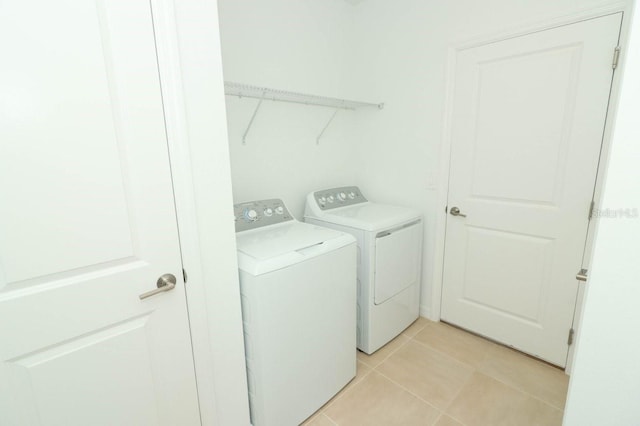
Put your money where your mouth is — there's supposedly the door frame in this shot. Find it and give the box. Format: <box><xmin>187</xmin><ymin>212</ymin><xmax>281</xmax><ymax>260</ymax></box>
<box><xmin>149</xmin><ymin>1</ymin><xmax>250</xmax><ymax>425</ymax></box>
<box><xmin>431</xmin><ymin>1</ymin><xmax>632</xmax><ymax>374</ymax></box>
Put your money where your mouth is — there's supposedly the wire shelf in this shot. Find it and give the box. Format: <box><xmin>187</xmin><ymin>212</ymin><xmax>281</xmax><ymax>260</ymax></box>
<box><xmin>224</xmin><ymin>81</ymin><xmax>384</xmax><ymax>110</ymax></box>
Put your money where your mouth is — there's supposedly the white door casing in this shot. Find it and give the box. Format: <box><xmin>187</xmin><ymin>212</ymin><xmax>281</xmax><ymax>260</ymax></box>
<box><xmin>0</xmin><ymin>1</ymin><xmax>200</xmax><ymax>424</ymax></box>
<box><xmin>441</xmin><ymin>14</ymin><xmax>621</xmax><ymax>367</ymax></box>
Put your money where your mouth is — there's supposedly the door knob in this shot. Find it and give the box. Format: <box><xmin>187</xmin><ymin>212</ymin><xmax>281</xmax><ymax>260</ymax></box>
<box><xmin>449</xmin><ymin>207</ymin><xmax>467</xmax><ymax>217</ymax></box>
<box><xmin>139</xmin><ymin>273</ymin><xmax>177</xmax><ymax>300</ymax></box>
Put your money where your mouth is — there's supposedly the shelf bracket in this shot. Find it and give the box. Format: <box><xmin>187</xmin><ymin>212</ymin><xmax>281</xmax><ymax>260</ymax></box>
<box><xmin>316</xmin><ymin>108</ymin><xmax>340</xmax><ymax>145</ymax></box>
<box><xmin>242</xmin><ymin>95</ymin><xmax>265</xmax><ymax>145</ymax></box>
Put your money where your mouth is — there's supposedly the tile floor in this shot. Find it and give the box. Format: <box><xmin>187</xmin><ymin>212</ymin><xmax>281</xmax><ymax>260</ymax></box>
<box><xmin>302</xmin><ymin>318</ymin><xmax>569</xmax><ymax>426</ymax></box>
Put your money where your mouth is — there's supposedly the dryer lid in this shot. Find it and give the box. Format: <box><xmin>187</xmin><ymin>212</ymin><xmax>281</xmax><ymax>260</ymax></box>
<box><xmin>306</xmin><ymin>202</ymin><xmax>421</xmax><ymax>232</ymax></box>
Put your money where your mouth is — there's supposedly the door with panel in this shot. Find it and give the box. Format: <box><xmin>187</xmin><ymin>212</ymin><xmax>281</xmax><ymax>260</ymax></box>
<box><xmin>441</xmin><ymin>14</ymin><xmax>621</xmax><ymax>367</ymax></box>
<box><xmin>0</xmin><ymin>1</ymin><xmax>200</xmax><ymax>425</ymax></box>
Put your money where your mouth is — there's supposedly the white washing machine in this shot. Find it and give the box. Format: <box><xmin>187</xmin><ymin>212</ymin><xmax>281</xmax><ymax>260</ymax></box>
<box><xmin>234</xmin><ymin>199</ymin><xmax>357</xmax><ymax>426</ymax></box>
<box><xmin>304</xmin><ymin>186</ymin><xmax>422</xmax><ymax>354</ymax></box>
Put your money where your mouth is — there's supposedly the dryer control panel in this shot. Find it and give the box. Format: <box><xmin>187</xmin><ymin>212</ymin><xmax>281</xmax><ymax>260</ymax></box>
<box><xmin>234</xmin><ymin>199</ymin><xmax>294</xmax><ymax>232</ymax></box>
<box><xmin>313</xmin><ymin>186</ymin><xmax>367</xmax><ymax>210</ymax></box>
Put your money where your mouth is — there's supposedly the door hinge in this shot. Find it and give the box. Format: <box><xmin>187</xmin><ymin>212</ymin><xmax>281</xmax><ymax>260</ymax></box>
<box><xmin>588</xmin><ymin>200</ymin><xmax>595</xmax><ymax>220</ymax></box>
<box><xmin>182</xmin><ymin>268</ymin><xmax>188</xmax><ymax>284</ymax></box>
<box><xmin>576</xmin><ymin>268</ymin><xmax>588</xmax><ymax>282</ymax></box>
<box><xmin>568</xmin><ymin>328</ymin><xmax>575</xmax><ymax>346</ymax></box>
<box><xmin>612</xmin><ymin>46</ymin><xmax>621</xmax><ymax>69</ymax></box>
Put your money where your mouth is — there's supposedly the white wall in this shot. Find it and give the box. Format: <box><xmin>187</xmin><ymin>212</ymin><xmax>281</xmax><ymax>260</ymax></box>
<box><xmin>350</xmin><ymin>0</ymin><xmax>630</xmax><ymax>317</ymax></box>
<box><xmin>217</xmin><ymin>0</ymin><xmax>367</xmax><ymax>218</ymax></box>
<box><xmin>563</xmin><ymin>2</ymin><xmax>640</xmax><ymax>424</ymax></box>
<box><xmin>217</xmin><ymin>0</ymin><xmax>631</xmax><ymax>318</ymax></box>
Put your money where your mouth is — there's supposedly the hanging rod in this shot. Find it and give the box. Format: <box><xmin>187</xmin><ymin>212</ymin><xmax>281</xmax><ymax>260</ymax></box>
<box><xmin>224</xmin><ymin>81</ymin><xmax>384</xmax><ymax>111</ymax></box>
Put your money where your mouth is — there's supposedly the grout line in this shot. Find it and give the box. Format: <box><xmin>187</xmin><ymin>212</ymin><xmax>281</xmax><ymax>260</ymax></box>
<box><xmin>477</xmin><ymin>371</ymin><xmax>567</xmax><ymax>411</ymax></box>
<box><xmin>401</xmin><ymin>318</ymin><xmax>431</xmax><ymax>338</ymax></box>
<box><xmin>501</xmin><ymin>384</ymin><xmax>567</xmax><ymax>413</ymax></box>
<box><xmin>409</xmin><ymin>334</ymin><xmax>480</xmax><ymax>370</ymax></box>
<box><xmin>431</xmin><ymin>410</ymin><xmax>446</xmax><ymax>426</ymax></box>
<box><xmin>526</xmin><ymin>395</ymin><xmax>565</xmax><ymax>413</ymax></box>
<box><xmin>472</xmin><ymin>363</ymin><xmax>568</xmax><ymax>411</ymax></box>
<box><xmin>440</xmin><ymin>369</ymin><xmax>476</xmax><ymax>414</ymax></box>
<box><xmin>433</xmin><ymin>411</ymin><xmax>445</xmax><ymax>426</ymax></box>
<box><xmin>396</xmin><ymin>330</ymin><xmax>483</xmax><ymax>420</ymax></box>
<box><xmin>359</xmin><ymin>317</ymin><xmax>433</xmax><ymax>368</ymax></box>
<box><xmin>446</xmin><ymin>412</ymin><xmax>469</xmax><ymax>426</ymax></box>
<box><xmin>416</xmin><ymin>326</ymin><xmax>569</xmax><ymax>411</ymax></box>
<box><xmin>434</xmin><ymin>410</ymin><xmax>469</xmax><ymax>426</ymax></box>
<box><xmin>367</xmin><ymin>332</ymin><xmax>481</xmax><ymax>414</ymax></box>
<box><xmin>378</xmin><ymin>335</ymin><xmax>411</xmax><ymax>362</ymax></box>
<box><xmin>406</xmin><ymin>327</ymin><xmax>569</xmax><ymax>413</ymax></box>
<box><xmin>373</xmin><ymin>369</ymin><xmax>440</xmax><ymax>413</ymax></box>
<box><xmin>320</xmin><ymin>366</ymin><xmax>374</xmax><ymax>413</ymax></box>
<box><xmin>359</xmin><ymin>360</ymin><xmax>374</xmax><ymax>372</ymax></box>
<box><xmin>323</xmin><ymin>321</ymin><xmax>564</xmax><ymax>425</ymax></box>
<box><xmin>437</xmin><ymin>364</ymin><xmax>475</xmax><ymax>426</ymax></box>
<box><xmin>357</xmin><ymin>334</ymin><xmax>412</xmax><ymax>368</ymax></box>
<box><xmin>459</xmin><ymin>370</ymin><xmax>567</xmax><ymax>415</ymax></box>
<box><xmin>474</xmin><ymin>356</ymin><xmax>568</xmax><ymax>410</ymax></box>
<box><xmin>310</xmin><ymin>360</ymin><xmax>375</xmax><ymax>420</ymax></box>
<box><xmin>356</xmin><ymin>350</ymin><xmax>376</xmax><ymax>369</ymax></box>
<box><xmin>321</xmin><ymin>324</ymin><xmax>431</xmax><ymax>421</ymax></box>
<box><xmin>321</xmin><ymin>412</ymin><xmax>338</xmax><ymax>425</ymax></box>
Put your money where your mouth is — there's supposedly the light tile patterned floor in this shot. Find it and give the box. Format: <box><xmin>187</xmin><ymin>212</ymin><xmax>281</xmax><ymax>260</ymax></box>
<box><xmin>302</xmin><ymin>318</ymin><xmax>568</xmax><ymax>426</ymax></box>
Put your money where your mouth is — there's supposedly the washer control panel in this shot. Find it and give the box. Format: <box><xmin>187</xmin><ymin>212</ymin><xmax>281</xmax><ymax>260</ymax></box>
<box><xmin>234</xmin><ymin>199</ymin><xmax>293</xmax><ymax>232</ymax></box>
<box><xmin>313</xmin><ymin>186</ymin><xmax>367</xmax><ymax>210</ymax></box>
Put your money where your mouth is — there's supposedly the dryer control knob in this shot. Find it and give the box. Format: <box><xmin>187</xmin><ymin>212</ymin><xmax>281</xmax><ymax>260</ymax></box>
<box><xmin>327</xmin><ymin>195</ymin><xmax>335</xmax><ymax>203</ymax></box>
<box><xmin>275</xmin><ymin>206</ymin><xmax>284</xmax><ymax>215</ymax></box>
<box><xmin>243</xmin><ymin>209</ymin><xmax>258</xmax><ymax>222</ymax></box>
<box><xmin>348</xmin><ymin>191</ymin><xmax>356</xmax><ymax>199</ymax></box>
<box><xmin>337</xmin><ymin>192</ymin><xmax>347</xmax><ymax>201</ymax></box>
<box><xmin>263</xmin><ymin>208</ymin><xmax>273</xmax><ymax>217</ymax></box>
<box><xmin>318</xmin><ymin>196</ymin><xmax>326</xmax><ymax>206</ymax></box>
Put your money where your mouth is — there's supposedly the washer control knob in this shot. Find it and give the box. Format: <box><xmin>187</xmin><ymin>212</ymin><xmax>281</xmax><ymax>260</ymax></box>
<box><xmin>348</xmin><ymin>191</ymin><xmax>356</xmax><ymax>199</ymax></box>
<box><xmin>263</xmin><ymin>208</ymin><xmax>273</xmax><ymax>217</ymax></box>
<box><xmin>243</xmin><ymin>209</ymin><xmax>258</xmax><ymax>222</ymax></box>
<box><xmin>337</xmin><ymin>192</ymin><xmax>347</xmax><ymax>201</ymax></box>
<box><xmin>318</xmin><ymin>196</ymin><xmax>326</xmax><ymax>206</ymax></box>
<box><xmin>275</xmin><ymin>206</ymin><xmax>284</xmax><ymax>215</ymax></box>
<box><xmin>327</xmin><ymin>195</ymin><xmax>335</xmax><ymax>203</ymax></box>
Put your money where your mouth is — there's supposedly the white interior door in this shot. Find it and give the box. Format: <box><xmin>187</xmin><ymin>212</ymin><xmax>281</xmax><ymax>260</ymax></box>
<box><xmin>0</xmin><ymin>1</ymin><xmax>201</xmax><ymax>425</ymax></box>
<box><xmin>441</xmin><ymin>14</ymin><xmax>621</xmax><ymax>367</ymax></box>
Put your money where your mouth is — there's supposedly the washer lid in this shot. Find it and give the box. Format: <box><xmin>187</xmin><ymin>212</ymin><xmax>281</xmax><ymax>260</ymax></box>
<box><xmin>306</xmin><ymin>202</ymin><xmax>421</xmax><ymax>232</ymax></box>
<box><xmin>236</xmin><ymin>221</ymin><xmax>356</xmax><ymax>276</ymax></box>
<box><xmin>236</xmin><ymin>221</ymin><xmax>347</xmax><ymax>260</ymax></box>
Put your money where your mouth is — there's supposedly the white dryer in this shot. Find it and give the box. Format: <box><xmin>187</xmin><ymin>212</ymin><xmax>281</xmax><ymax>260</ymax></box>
<box><xmin>304</xmin><ymin>187</ymin><xmax>422</xmax><ymax>354</ymax></box>
<box><xmin>234</xmin><ymin>199</ymin><xmax>357</xmax><ymax>426</ymax></box>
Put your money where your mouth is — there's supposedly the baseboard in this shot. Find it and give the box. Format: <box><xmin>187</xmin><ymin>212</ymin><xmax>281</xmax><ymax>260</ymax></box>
<box><xmin>420</xmin><ymin>304</ymin><xmax>437</xmax><ymax>321</ymax></box>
